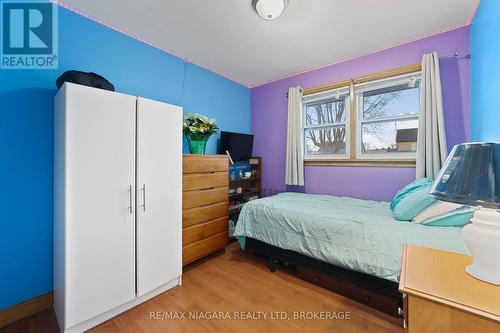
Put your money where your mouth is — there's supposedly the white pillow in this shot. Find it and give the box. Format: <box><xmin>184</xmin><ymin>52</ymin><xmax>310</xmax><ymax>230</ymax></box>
<box><xmin>412</xmin><ymin>201</ymin><xmax>462</xmax><ymax>224</ymax></box>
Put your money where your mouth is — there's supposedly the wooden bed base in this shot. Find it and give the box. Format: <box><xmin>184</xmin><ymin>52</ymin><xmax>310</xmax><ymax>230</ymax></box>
<box><xmin>244</xmin><ymin>238</ymin><xmax>403</xmax><ymax>319</ymax></box>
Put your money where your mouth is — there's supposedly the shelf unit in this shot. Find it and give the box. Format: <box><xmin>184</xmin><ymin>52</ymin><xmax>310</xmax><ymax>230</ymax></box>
<box><xmin>228</xmin><ymin>157</ymin><xmax>262</xmax><ymax>220</ymax></box>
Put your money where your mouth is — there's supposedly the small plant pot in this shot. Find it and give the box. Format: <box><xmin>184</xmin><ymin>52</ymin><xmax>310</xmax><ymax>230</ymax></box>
<box><xmin>186</xmin><ymin>132</ymin><xmax>211</xmax><ymax>154</ymax></box>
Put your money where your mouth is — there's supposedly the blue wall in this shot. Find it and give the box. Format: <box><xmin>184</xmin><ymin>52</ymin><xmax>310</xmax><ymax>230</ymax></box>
<box><xmin>0</xmin><ymin>6</ymin><xmax>250</xmax><ymax>309</ymax></box>
<box><xmin>470</xmin><ymin>0</ymin><xmax>500</xmax><ymax>141</ymax></box>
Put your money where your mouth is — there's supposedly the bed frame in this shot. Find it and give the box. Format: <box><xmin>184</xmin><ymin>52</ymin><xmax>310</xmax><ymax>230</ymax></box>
<box><xmin>244</xmin><ymin>237</ymin><xmax>403</xmax><ymax>319</ymax></box>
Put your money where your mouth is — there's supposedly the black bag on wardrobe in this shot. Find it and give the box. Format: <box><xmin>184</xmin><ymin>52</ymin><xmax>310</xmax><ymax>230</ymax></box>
<box><xmin>56</xmin><ymin>70</ymin><xmax>115</xmax><ymax>91</ymax></box>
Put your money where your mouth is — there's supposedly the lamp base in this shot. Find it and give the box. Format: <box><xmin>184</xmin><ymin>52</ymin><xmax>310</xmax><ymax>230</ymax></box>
<box><xmin>462</xmin><ymin>208</ymin><xmax>500</xmax><ymax>286</ymax></box>
<box><xmin>465</xmin><ymin>264</ymin><xmax>500</xmax><ymax>285</ymax></box>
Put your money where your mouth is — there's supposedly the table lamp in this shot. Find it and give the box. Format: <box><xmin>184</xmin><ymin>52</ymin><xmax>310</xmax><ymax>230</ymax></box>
<box><xmin>430</xmin><ymin>142</ymin><xmax>500</xmax><ymax>285</ymax></box>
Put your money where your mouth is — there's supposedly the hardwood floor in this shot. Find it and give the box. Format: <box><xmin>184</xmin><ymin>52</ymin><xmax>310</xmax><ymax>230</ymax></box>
<box><xmin>1</xmin><ymin>243</ymin><xmax>403</xmax><ymax>333</ymax></box>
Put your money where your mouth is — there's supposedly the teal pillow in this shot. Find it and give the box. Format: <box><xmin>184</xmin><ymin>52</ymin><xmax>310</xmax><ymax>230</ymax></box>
<box><xmin>390</xmin><ymin>178</ymin><xmax>433</xmax><ymax>211</ymax></box>
<box><xmin>393</xmin><ymin>184</ymin><xmax>436</xmax><ymax>221</ymax></box>
<box><xmin>421</xmin><ymin>207</ymin><xmax>475</xmax><ymax>227</ymax></box>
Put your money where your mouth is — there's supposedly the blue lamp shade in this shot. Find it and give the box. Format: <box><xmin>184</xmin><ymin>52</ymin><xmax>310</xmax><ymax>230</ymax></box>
<box><xmin>430</xmin><ymin>143</ymin><xmax>500</xmax><ymax>208</ymax></box>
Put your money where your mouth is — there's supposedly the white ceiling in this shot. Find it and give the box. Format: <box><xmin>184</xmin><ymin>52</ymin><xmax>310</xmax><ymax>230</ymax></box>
<box><xmin>58</xmin><ymin>0</ymin><xmax>478</xmax><ymax>87</ymax></box>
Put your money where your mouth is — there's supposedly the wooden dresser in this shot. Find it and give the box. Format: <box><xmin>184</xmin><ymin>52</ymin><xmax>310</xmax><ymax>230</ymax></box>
<box><xmin>399</xmin><ymin>244</ymin><xmax>500</xmax><ymax>333</ymax></box>
<box><xmin>182</xmin><ymin>154</ymin><xmax>229</xmax><ymax>265</ymax></box>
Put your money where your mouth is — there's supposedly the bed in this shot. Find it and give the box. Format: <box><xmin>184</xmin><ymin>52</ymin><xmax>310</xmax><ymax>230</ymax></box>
<box><xmin>234</xmin><ymin>192</ymin><xmax>469</xmax><ymax>317</ymax></box>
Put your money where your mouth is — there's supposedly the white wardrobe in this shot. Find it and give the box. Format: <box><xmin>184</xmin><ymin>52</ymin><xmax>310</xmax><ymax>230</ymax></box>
<box><xmin>54</xmin><ymin>83</ymin><xmax>182</xmax><ymax>333</ymax></box>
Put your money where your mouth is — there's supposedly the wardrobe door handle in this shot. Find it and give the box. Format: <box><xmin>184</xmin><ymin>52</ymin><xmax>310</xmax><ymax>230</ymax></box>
<box><xmin>128</xmin><ymin>185</ymin><xmax>133</xmax><ymax>214</ymax></box>
<box><xmin>141</xmin><ymin>184</ymin><xmax>146</xmax><ymax>212</ymax></box>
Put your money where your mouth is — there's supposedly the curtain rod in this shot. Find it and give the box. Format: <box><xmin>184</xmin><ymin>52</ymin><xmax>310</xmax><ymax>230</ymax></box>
<box><xmin>439</xmin><ymin>51</ymin><xmax>472</xmax><ymax>59</ymax></box>
<box><xmin>439</xmin><ymin>51</ymin><xmax>459</xmax><ymax>59</ymax></box>
<box><xmin>440</xmin><ymin>51</ymin><xmax>471</xmax><ymax>60</ymax></box>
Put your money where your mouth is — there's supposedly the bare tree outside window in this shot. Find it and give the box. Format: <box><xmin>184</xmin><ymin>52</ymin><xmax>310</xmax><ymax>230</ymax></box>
<box><xmin>304</xmin><ymin>92</ymin><xmax>404</xmax><ymax>155</ymax></box>
<box><xmin>360</xmin><ymin>83</ymin><xmax>420</xmax><ymax>154</ymax></box>
<box><xmin>305</xmin><ymin>98</ymin><xmax>347</xmax><ymax>154</ymax></box>
<box><xmin>361</xmin><ymin>91</ymin><xmax>402</xmax><ymax>152</ymax></box>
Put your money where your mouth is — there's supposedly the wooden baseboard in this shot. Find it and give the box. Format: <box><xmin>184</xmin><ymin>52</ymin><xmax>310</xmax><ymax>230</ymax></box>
<box><xmin>0</xmin><ymin>292</ymin><xmax>53</xmax><ymax>328</ymax></box>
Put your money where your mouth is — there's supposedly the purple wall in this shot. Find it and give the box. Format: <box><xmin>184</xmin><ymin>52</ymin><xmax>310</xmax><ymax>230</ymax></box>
<box><xmin>251</xmin><ymin>26</ymin><xmax>470</xmax><ymax>201</ymax></box>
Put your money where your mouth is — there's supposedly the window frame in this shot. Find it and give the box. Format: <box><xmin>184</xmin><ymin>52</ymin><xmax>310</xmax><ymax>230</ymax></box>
<box><xmin>300</xmin><ymin>64</ymin><xmax>422</xmax><ymax>167</ymax></box>
<box><xmin>302</xmin><ymin>86</ymin><xmax>351</xmax><ymax>160</ymax></box>
<box><xmin>355</xmin><ymin>72</ymin><xmax>421</xmax><ymax>160</ymax></box>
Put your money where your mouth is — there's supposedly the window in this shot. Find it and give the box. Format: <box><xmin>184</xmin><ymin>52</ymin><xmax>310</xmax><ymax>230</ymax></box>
<box><xmin>303</xmin><ymin>87</ymin><xmax>350</xmax><ymax>158</ymax></box>
<box><xmin>355</xmin><ymin>73</ymin><xmax>420</xmax><ymax>159</ymax></box>
<box><xmin>302</xmin><ymin>68</ymin><xmax>421</xmax><ymax>165</ymax></box>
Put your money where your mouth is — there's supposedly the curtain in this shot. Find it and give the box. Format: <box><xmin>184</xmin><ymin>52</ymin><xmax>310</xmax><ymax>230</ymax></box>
<box><xmin>285</xmin><ymin>86</ymin><xmax>304</xmax><ymax>186</ymax></box>
<box><xmin>416</xmin><ymin>52</ymin><xmax>448</xmax><ymax>179</ymax></box>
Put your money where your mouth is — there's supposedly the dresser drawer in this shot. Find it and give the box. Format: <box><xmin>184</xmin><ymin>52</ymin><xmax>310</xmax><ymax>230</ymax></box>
<box><xmin>183</xmin><ymin>216</ymin><xmax>228</xmax><ymax>245</ymax></box>
<box><xmin>183</xmin><ymin>155</ymin><xmax>228</xmax><ymax>174</ymax></box>
<box><xmin>183</xmin><ymin>172</ymin><xmax>228</xmax><ymax>191</ymax></box>
<box><xmin>183</xmin><ymin>231</ymin><xmax>228</xmax><ymax>265</ymax></box>
<box><xmin>183</xmin><ymin>186</ymin><xmax>227</xmax><ymax>209</ymax></box>
<box><xmin>183</xmin><ymin>202</ymin><xmax>228</xmax><ymax>227</ymax></box>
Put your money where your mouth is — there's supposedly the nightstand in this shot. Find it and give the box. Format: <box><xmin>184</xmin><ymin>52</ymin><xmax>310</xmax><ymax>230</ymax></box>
<box><xmin>399</xmin><ymin>244</ymin><xmax>500</xmax><ymax>332</ymax></box>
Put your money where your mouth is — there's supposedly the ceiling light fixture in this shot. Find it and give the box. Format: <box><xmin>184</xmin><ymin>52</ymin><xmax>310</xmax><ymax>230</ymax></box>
<box><xmin>253</xmin><ymin>0</ymin><xmax>288</xmax><ymax>20</ymax></box>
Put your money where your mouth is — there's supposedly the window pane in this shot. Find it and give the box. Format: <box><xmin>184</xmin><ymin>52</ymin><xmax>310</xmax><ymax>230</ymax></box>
<box><xmin>362</xmin><ymin>82</ymin><xmax>419</xmax><ymax>120</ymax></box>
<box><xmin>305</xmin><ymin>97</ymin><xmax>347</xmax><ymax>126</ymax></box>
<box><xmin>361</xmin><ymin>120</ymin><xmax>418</xmax><ymax>154</ymax></box>
<box><xmin>305</xmin><ymin>126</ymin><xmax>346</xmax><ymax>155</ymax></box>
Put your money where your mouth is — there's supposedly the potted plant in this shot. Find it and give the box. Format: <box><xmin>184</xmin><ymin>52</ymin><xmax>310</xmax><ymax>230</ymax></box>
<box><xmin>183</xmin><ymin>113</ymin><xmax>218</xmax><ymax>154</ymax></box>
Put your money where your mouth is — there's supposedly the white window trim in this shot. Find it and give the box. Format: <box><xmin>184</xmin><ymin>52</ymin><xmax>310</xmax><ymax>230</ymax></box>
<box><xmin>302</xmin><ymin>86</ymin><xmax>351</xmax><ymax>160</ymax></box>
<box><xmin>355</xmin><ymin>72</ymin><xmax>421</xmax><ymax>160</ymax></box>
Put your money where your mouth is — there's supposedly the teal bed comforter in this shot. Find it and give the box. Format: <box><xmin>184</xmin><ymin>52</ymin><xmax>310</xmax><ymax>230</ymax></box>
<box><xmin>234</xmin><ymin>192</ymin><xmax>468</xmax><ymax>282</ymax></box>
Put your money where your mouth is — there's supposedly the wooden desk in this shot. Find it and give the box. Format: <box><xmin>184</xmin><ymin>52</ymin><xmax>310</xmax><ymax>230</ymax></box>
<box><xmin>399</xmin><ymin>244</ymin><xmax>500</xmax><ymax>332</ymax></box>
